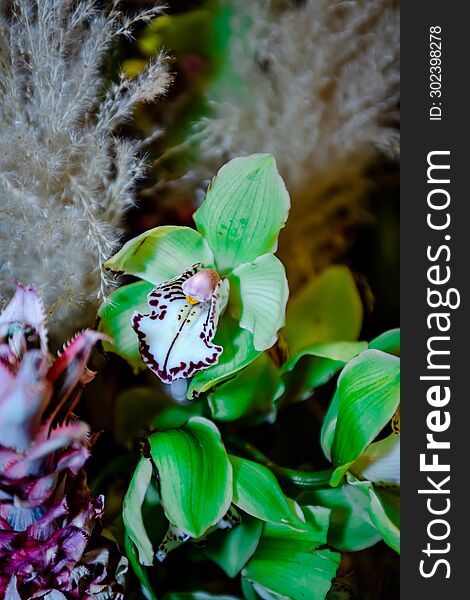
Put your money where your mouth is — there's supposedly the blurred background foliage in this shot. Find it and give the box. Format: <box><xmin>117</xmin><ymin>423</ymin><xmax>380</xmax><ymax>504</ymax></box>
<box><xmin>83</xmin><ymin>0</ymin><xmax>399</xmax><ymax>598</ymax></box>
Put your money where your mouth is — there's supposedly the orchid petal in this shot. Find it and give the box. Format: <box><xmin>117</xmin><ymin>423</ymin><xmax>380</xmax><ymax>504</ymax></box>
<box><xmin>230</xmin><ymin>254</ymin><xmax>288</xmax><ymax>351</ymax></box>
<box><xmin>105</xmin><ymin>225</ymin><xmax>214</xmax><ymax>285</ymax></box>
<box><xmin>350</xmin><ymin>433</ymin><xmax>400</xmax><ymax>486</ymax></box>
<box><xmin>132</xmin><ymin>266</ymin><xmax>224</xmax><ymax>383</ymax></box>
<box><xmin>194</xmin><ymin>154</ymin><xmax>290</xmax><ymax>272</ymax></box>
<box><xmin>98</xmin><ymin>280</ymin><xmax>153</xmax><ymax>373</ymax></box>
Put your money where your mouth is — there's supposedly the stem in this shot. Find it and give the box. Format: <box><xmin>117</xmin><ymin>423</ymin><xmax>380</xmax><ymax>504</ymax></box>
<box><xmin>225</xmin><ymin>434</ymin><xmax>334</xmax><ymax>490</ymax></box>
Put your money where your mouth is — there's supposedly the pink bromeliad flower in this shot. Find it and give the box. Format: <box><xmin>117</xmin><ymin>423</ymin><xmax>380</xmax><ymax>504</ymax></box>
<box><xmin>0</xmin><ymin>284</ymin><xmax>126</xmax><ymax>599</ymax></box>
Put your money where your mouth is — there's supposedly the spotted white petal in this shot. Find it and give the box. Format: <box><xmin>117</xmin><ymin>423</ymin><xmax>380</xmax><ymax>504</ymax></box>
<box><xmin>132</xmin><ymin>265</ymin><xmax>224</xmax><ymax>383</ymax></box>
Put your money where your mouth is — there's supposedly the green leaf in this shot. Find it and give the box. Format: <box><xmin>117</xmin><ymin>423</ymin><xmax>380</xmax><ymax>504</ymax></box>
<box><xmin>298</xmin><ymin>486</ymin><xmax>381</xmax><ymax>552</ymax></box>
<box><xmin>115</xmin><ymin>387</ymin><xmax>163</xmax><ymax>449</ymax></box>
<box><xmin>370</xmin><ymin>487</ymin><xmax>400</xmax><ymax>553</ymax></box>
<box><xmin>369</xmin><ymin>488</ymin><xmax>400</xmax><ymax>554</ymax></box>
<box><xmin>188</xmin><ymin>316</ymin><xmax>261</xmax><ymax>399</ymax></box>
<box><xmin>152</xmin><ymin>400</ymin><xmax>205</xmax><ymax>431</ymax></box>
<box><xmin>164</xmin><ymin>594</ymin><xmax>240</xmax><ymax>600</ymax></box>
<box><xmin>114</xmin><ymin>387</ymin><xmax>205</xmax><ymax>447</ymax></box>
<box><xmin>369</xmin><ymin>328</ymin><xmax>400</xmax><ymax>356</ymax></box>
<box><xmin>330</xmin><ymin>350</ymin><xmax>400</xmax><ymax>486</ymax></box>
<box><xmin>244</xmin><ymin>548</ymin><xmax>340</xmax><ymax>600</ymax></box>
<box><xmin>230</xmin><ymin>455</ymin><xmax>305</xmax><ymax>529</ymax></box>
<box><xmin>241</xmin><ymin>578</ymin><xmax>259</xmax><ymax>600</ymax></box>
<box><xmin>105</xmin><ymin>226</ymin><xmax>215</xmax><ymax>284</ymax></box>
<box><xmin>320</xmin><ymin>390</ymin><xmax>339</xmax><ymax>462</ymax></box>
<box><xmin>284</xmin><ymin>266</ymin><xmax>363</xmax><ymax>356</ymax></box>
<box><xmin>230</xmin><ymin>254</ymin><xmax>288</xmax><ymax>351</ymax></box>
<box><xmin>149</xmin><ymin>417</ymin><xmax>232</xmax><ymax>538</ymax></box>
<box><xmin>259</xmin><ymin>505</ymin><xmax>331</xmax><ymax>549</ymax></box>
<box><xmin>207</xmin><ymin>353</ymin><xmax>279</xmax><ymax>422</ymax></box>
<box><xmin>194</xmin><ymin>154</ymin><xmax>290</xmax><ymax>272</ymax></box>
<box><xmin>243</xmin><ymin>507</ymin><xmax>340</xmax><ymax>600</ymax></box>
<box><xmin>122</xmin><ymin>458</ymin><xmax>154</xmax><ymax>566</ymax></box>
<box><xmin>98</xmin><ymin>280</ymin><xmax>153</xmax><ymax>372</ymax></box>
<box><xmin>345</xmin><ymin>475</ymin><xmax>400</xmax><ymax>554</ymax></box>
<box><xmin>280</xmin><ymin>341</ymin><xmax>368</xmax><ymax>401</ymax></box>
<box><xmin>205</xmin><ymin>515</ymin><xmax>263</xmax><ymax>577</ymax></box>
<box><xmin>125</xmin><ymin>534</ymin><xmax>158</xmax><ymax>600</ymax></box>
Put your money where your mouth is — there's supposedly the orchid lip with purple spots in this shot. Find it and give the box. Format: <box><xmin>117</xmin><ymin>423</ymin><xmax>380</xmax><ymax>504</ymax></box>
<box><xmin>132</xmin><ymin>264</ymin><xmax>228</xmax><ymax>383</ymax></box>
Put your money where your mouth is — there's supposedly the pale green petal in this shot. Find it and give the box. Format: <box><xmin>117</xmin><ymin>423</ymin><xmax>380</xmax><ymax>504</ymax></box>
<box><xmin>207</xmin><ymin>353</ymin><xmax>279</xmax><ymax>422</ymax></box>
<box><xmin>369</xmin><ymin>488</ymin><xmax>400</xmax><ymax>553</ymax></box>
<box><xmin>105</xmin><ymin>226</ymin><xmax>214</xmax><ymax>284</ymax></box>
<box><xmin>148</xmin><ymin>417</ymin><xmax>232</xmax><ymax>539</ymax></box>
<box><xmin>330</xmin><ymin>349</ymin><xmax>400</xmax><ymax>486</ymax></box>
<box><xmin>369</xmin><ymin>328</ymin><xmax>401</xmax><ymax>356</ymax></box>
<box><xmin>230</xmin><ymin>455</ymin><xmax>306</xmax><ymax>530</ymax></box>
<box><xmin>346</xmin><ymin>475</ymin><xmax>400</xmax><ymax>554</ymax></box>
<box><xmin>320</xmin><ymin>390</ymin><xmax>339</xmax><ymax>462</ymax></box>
<box><xmin>205</xmin><ymin>515</ymin><xmax>263</xmax><ymax>578</ymax></box>
<box><xmin>243</xmin><ymin>507</ymin><xmax>340</xmax><ymax>600</ymax></box>
<box><xmin>122</xmin><ymin>458</ymin><xmax>154</xmax><ymax>566</ymax></box>
<box><xmin>187</xmin><ymin>315</ymin><xmax>261</xmax><ymax>399</ymax></box>
<box><xmin>98</xmin><ymin>280</ymin><xmax>153</xmax><ymax>372</ymax></box>
<box><xmin>298</xmin><ymin>486</ymin><xmax>382</xmax><ymax>552</ymax></box>
<box><xmin>194</xmin><ymin>155</ymin><xmax>290</xmax><ymax>272</ymax></box>
<box><xmin>230</xmin><ymin>254</ymin><xmax>288</xmax><ymax>351</ymax></box>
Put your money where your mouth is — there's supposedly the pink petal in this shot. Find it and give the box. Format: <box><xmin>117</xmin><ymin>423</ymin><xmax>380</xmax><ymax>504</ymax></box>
<box><xmin>0</xmin><ymin>284</ymin><xmax>47</xmax><ymax>353</ymax></box>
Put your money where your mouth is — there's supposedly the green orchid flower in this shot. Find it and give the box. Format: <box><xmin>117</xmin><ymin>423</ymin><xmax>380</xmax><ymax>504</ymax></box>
<box><xmin>319</xmin><ymin>331</ymin><xmax>401</xmax><ymax>553</ymax></box>
<box><xmin>98</xmin><ymin>154</ymin><xmax>290</xmax><ymax>390</ymax></box>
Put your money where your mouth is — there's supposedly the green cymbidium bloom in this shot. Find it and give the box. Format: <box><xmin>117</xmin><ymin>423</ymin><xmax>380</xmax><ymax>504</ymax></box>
<box><xmin>321</xmin><ymin>342</ymin><xmax>401</xmax><ymax>553</ymax></box>
<box><xmin>98</xmin><ymin>154</ymin><xmax>290</xmax><ymax>391</ymax></box>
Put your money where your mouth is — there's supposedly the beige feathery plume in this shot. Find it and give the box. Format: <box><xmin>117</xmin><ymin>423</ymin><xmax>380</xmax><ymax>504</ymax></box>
<box><xmin>189</xmin><ymin>0</ymin><xmax>399</xmax><ymax>289</ymax></box>
<box><xmin>0</xmin><ymin>0</ymin><xmax>170</xmax><ymax>339</ymax></box>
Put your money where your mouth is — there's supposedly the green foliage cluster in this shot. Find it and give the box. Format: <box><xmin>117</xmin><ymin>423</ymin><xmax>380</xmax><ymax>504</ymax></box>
<box><xmin>98</xmin><ymin>155</ymin><xmax>400</xmax><ymax>599</ymax></box>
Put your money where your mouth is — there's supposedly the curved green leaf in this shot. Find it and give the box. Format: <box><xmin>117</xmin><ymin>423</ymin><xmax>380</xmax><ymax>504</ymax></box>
<box><xmin>149</xmin><ymin>417</ymin><xmax>232</xmax><ymax>538</ymax></box>
<box><xmin>194</xmin><ymin>154</ymin><xmax>290</xmax><ymax>272</ymax></box>
<box><xmin>230</xmin><ymin>254</ymin><xmax>288</xmax><ymax>351</ymax></box>
<box><xmin>284</xmin><ymin>266</ymin><xmax>363</xmax><ymax>356</ymax></box>
<box><xmin>164</xmin><ymin>594</ymin><xmax>239</xmax><ymax>600</ymax></box>
<box><xmin>370</xmin><ymin>487</ymin><xmax>400</xmax><ymax>553</ymax></box>
<box><xmin>369</xmin><ymin>328</ymin><xmax>400</xmax><ymax>356</ymax></box>
<box><xmin>299</xmin><ymin>486</ymin><xmax>381</xmax><ymax>552</ymax></box>
<box><xmin>320</xmin><ymin>390</ymin><xmax>339</xmax><ymax>462</ymax></box>
<box><xmin>346</xmin><ymin>475</ymin><xmax>400</xmax><ymax>554</ymax></box>
<box><xmin>207</xmin><ymin>353</ymin><xmax>279</xmax><ymax>422</ymax></box>
<box><xmin>243</xmin><ymin>507</ymin><xmax>340</xmax><ymax>600</ymax></box>
<box><xmin>122</xmin><ymin>458</ymin><xmax>154</xmax><ymax>566</ymax></box>
<box><xmin>98</xmin><ymin>280</ymin><xmax>153</xmax><ymax>372</ymax></box>
<box><xmin>230</xmin><ymin>455</ymin><xmax>305</xmax><ymax>529</ymax></box>
<box><xmin>205</xmin><ymin>515</ymin><xmax>263</xmax><ymax>578</ymax></box>
<box><xmin>188</xmin><ymin>316</ymin><xmax>260</xmax><ymax>399</ymax></box>
<box><xmin>105</xmin><ymin>225</ymin><xmax>214</xmax><ymax>284</ymax></box>
<box><xmin>330</xmin><ymin>350</ymin><xmax>400</xmax><ymax>485</ymax></box>
<box><xmin>125</xmin><ymin>534</ymin><xmax>157</xmax><ymax>600</ymax></box>
<box><xmin>281</xmin><ymin>341</ymin><xmax>368</xmax><ymax>402</ymax></box>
